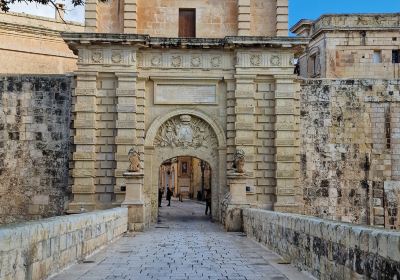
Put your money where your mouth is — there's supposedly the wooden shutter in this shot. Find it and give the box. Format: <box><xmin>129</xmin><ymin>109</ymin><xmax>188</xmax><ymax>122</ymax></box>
<box><xmin>179</xmin><ymin>9</ymin><xmax>196</xmax><ymax>37</ymax></box>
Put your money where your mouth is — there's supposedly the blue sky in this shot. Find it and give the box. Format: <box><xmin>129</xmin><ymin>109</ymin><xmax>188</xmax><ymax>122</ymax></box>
<box><xmin>8</xmin><ymin>0</ymin><xmax>400</xmax><ymax>26</ymax></box>
<box><xmin>290</xmin><ymin>0</ymin><xmax>400</xmax><ymax>26</ymax></box>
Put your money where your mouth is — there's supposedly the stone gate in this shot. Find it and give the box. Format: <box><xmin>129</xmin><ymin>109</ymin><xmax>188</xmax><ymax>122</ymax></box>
<box><xmin>64</xmin><ymin>33</ymin><xmax>306</xmax><ymax>228</ymax></box>
<box><xmin>61</xmin><ymin>0</ymin><xmax>308</xmax><ymax>228</ymax></box>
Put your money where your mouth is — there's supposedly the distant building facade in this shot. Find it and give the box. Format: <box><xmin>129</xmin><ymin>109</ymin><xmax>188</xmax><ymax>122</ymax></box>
<box><xmin>291</xmin><ymin>14</ymin><xmax>400</xmax><ymax>79</ymax></box>
<box><xmin>0</xmin><ymin>8</ymin><xmax>84</xmax><ymax>74</ymax></box>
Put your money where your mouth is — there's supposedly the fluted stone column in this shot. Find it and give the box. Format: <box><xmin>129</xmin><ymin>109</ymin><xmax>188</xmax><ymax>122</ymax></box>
<box><xmin>274</xmin><ymin>75</ymin><xmax>300</xmax><ymax>213</ymax></box>
<box><xmin>69</xmin><ymin>72</ymin><xmax>98</xmax><ymax>213</ymax></box>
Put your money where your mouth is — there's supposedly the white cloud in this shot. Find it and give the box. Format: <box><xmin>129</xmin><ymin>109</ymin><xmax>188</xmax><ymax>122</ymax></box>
<box><xmin>9</xmin><ymin>1</ymin><xmax>84</xmax><ymax>22</ymax></box>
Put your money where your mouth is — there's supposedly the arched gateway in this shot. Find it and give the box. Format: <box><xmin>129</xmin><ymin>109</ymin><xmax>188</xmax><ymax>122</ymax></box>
<box><xmin>144</xmin><ymin>109</ymin><xmax>227</xmax><ymax>223</ymax></box>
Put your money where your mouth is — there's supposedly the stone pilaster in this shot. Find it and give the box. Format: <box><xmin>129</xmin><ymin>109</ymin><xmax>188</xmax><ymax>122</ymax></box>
<box><xmin>114</xmin><ymin>72</ymin><xmax>139</xmax><ymax>204</ymax></box>
<box><xmin>69</xmin><ymin>72</ymin><xmax>98</xmax><ymax>213</ymax></box>
<box><xmin>124</xmin><ymin>0</ymin><xmax>137</xmax><ymax>33</ymax></box>
<box><xmin>274</xmin><ymin>75</ymin><xmax>300</xmax><ymax>213</ymax></box>
<box><xmin>237</xmin><ymin>0</ymin><xmax>251</xmax><ymax>36</ymax></box>
<box><xmin>276</xmin><ymin>0</ymin><xmax>289</xmax><ymax>36</ymax></box>
<box><xmin>226</xmin><ymin>79</ymin><xmax>236</xmax><ymax>169</ymax></box>
<box><xmin>234</xmin><ymin>75</ymin><xmax>256</xmax><ymax>182</ymax></box>
<box><xmin>84</xmin><ymin>0</ymin><xmax>98</xmax><ymax>32</ymax></box>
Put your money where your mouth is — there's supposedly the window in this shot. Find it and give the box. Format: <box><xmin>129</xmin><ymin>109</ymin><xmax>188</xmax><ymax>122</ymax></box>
<box><xmin>373</xmin><ymin>50</ymin><xmax>382</xmax><ymax>63</ymax></box>
<box><xmin>392</xmin><ymin>50</ymin><xmax>399</xmax><ymax>63</ymax></box>
<box><xmin>179</xmin><ymin>9</ymin><xmax>196</xmax><ymax>37</ymax></box>
<box><xmin>309</xmin><ymin>53</ymin><xmax>320</xmax><ymax>77</ymax></box>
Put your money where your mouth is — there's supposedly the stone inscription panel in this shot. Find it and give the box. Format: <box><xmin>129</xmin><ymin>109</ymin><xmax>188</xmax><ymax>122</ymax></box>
<box><xmin>154</xmin><ymin>84</ymin><xmax>217</xmax><ymax>105</ymax></box>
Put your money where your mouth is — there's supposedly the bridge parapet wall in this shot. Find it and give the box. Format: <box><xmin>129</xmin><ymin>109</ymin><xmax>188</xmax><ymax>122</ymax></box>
<box><xmin>0</xmin><ymin>207</ymin><xmax>128</xmax><ymax>280</ymax></box>
<box><xmin>243</xmin><ymin>208</ymin><xmax>400</xmax><ymax>279</ymax></box>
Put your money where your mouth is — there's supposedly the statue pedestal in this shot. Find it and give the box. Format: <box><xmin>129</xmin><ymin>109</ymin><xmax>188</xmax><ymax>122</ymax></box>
<box><xmin>223</xmin><ymin>173</ymin><xmax>250</xmax><ymax>232</ymax></box>
<box><xmin>122</xmin><ymin>172</ymin><xmax>145</xmax><ymax>232</ymax></box>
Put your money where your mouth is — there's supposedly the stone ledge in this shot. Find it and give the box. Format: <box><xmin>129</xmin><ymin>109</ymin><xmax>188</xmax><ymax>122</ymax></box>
<box><xmin>0</xmin><ymin>208</ymin><xmax>128</xmax><ymax>280</ymax></box>
<box><xmin>243</xmin><ymin>208</ymin><xmax>400</xmax><ymax>279</ymax></box>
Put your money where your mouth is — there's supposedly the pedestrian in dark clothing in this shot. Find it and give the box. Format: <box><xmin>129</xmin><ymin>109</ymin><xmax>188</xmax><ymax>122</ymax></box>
<box><xmin>158</xmin><ymin>187</ymin><xmax>164</xmax><ymax>207</ymax></box>
<box><xmin>166</xmin><ymin>186</ymin><xmax>173</xmax><ymax>206</ymax></box>
<box><xmin>205</xmin><ymin>189</ymin><xmax>211</xmax><ymax>215</ymax></box>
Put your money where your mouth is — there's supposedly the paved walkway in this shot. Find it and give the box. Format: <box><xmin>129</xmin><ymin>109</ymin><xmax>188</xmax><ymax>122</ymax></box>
<box><xmin>51</xmin><ymin>200</ymin><xmax>312</xmax><ymax>280</ymax></box>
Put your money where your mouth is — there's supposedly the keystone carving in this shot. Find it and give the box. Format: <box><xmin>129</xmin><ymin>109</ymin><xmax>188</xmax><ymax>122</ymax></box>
<box><xmin>154</xmin><ymin>115</ymin><xmax>218</xmax><ymax>149</ymax></box>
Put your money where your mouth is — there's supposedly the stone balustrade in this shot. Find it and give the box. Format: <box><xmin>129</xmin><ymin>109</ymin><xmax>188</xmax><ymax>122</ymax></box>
<box><xmin>0</xmin><ymin>208</ymin><xmax>128</xmax><ymax>280</ymax></box>
<box><xmin>243</xmin><ymin>208</ymin><xmax>400</xmax><ymax>279</ymax></box>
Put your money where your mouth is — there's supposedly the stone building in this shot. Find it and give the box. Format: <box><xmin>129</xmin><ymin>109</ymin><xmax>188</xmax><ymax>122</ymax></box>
<box><xmin>0</xmin><ymin>7</ymin><xmax>84</xmax><ymax>74</ymax></box>
<box><xmin>159</xmin><ymin>156</ymin><xmax>211</xmax><ymax>199</ymax></box>
<box><xmin>291</xmin><ymin>13</ymin><xmax>400</xmax><ymax>79</ymax></box>
<box><xmin>62</xmin><ymin>0</ymin><xmax>308</xmax><ymax>229</ymax></box>
<box><xmin>2</xmin><ymin>0</ymin><xmax>400</xmax><ymax>234</ymax></box>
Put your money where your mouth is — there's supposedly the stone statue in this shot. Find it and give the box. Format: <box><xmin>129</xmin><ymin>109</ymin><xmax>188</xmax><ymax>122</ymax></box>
<box><xmin>232</xmin><ymin>149</ymin><xmax>245</xmax><ymax>174</ymax></box>
<box><xmin>128</xmin><ymin>148</ymin><xmax>142</xmax><ymax>172</ymax></box>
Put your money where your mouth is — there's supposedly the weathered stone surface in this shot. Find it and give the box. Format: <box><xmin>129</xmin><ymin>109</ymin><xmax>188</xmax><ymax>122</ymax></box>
<box><xmin>243</xmin><ymin>208</ymin><xmax>400</xmax><ymax>280</ymax></box>
<box><xmin>0</xmin><ymin>76</ymin><xmax>72</xmax><ymax>224</ymax></box>
<box><xmin>300</xmin><ymin>79</ymin><xmax>400</xmax><ymax>228</ymax></box>
<box><xmin>0</xmin><ymin>207</ymin><xmax>127</xmax><ymax>280</ymax></box>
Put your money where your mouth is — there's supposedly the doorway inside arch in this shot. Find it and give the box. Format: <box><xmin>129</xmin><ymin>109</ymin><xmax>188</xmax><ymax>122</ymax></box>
<box><xmin>158</xmin><ymin>156</ymin><xmax>212</xmax><ymax>217</ymax></box>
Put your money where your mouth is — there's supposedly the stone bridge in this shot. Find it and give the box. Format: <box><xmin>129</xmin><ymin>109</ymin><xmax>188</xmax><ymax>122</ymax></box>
<box><xmin>1</xmin><ymin>199</ymin><xmax>399</xmax><ymax>280</ymax></box>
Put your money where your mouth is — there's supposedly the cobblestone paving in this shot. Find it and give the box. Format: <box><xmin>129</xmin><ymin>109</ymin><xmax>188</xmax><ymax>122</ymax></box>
<box><xmin>51</xmin><ymin>200</ymin><xmax>312</xmax><ymax>280</ymax></box>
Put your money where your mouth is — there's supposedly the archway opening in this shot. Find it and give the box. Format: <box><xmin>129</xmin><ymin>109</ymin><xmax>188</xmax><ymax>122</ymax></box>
<box><xmin>158</xmin><ymin>156</ymin><xmax>212</xmax><ymax>217</ymax></box>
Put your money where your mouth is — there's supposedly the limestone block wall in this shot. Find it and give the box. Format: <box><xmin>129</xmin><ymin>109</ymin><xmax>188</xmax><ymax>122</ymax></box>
<box><xmin>300</xmin><ymin>79</ymin><xmax>400</xmax><ymax>229</ymax></box>
<box><xmin>87</xmin><ymin>0</ymin><xmax>284</xmax><ymax>37</ymax></box>
<box><xmin>97</xmin><ymin>0</ymin><xmax>124</xmax><ymax>33</ymax></box>
<box><xmin>0</xmin><ymin>207</ymin><xmax>128</xmax><ymax>280</ymax></box>
<box><xmin>137</xmin><ymin>0</ymin><xmax>238</xmax><ymax>37</ymax></box>
<box><xmin>253</xmin><ymin>81</ymin><xmax>276</xmax><ymax>209</ymax></box>
<box><xmin>243</xmin><ymin>208</ymin><xmax>400</xmax><ymax>280</ymax></box>
<box><xmin>95</xmin><ymin>76</ymin><xmax>118</xmax><ymax>208</ymax></box>
<box><xmin>0</xmin><ymin>12</ymin><xmax>83</xmax><ymax>74</ymax></box>
<box><xmin>0</xmin><ymin>76</ymin><xmax>72</xmax><ymax>225</ymax></box>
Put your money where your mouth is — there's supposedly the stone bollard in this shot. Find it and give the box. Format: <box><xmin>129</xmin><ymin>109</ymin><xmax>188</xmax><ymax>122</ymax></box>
<box><xmin>122</xmin><ymin>172</ymin><xmax>145</xmax><ymax>232</ymax></box>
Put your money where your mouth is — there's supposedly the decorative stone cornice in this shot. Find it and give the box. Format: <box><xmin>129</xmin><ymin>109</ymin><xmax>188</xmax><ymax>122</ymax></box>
<box><xmin>62</xmin><ymin>33</ymin><xmax>308</xmax><ymax>53</ymax></box>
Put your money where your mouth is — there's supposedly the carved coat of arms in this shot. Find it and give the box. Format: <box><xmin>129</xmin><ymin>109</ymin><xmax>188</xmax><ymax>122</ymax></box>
<box><xmin>154</xmin><ymin>114</ymin><xmax>218</xmax><ymax>149</ymax></box>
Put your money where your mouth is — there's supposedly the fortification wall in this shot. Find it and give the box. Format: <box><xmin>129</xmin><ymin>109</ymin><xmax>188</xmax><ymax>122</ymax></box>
<box><xmin>300</xmin><ymin>79</ymin><xmax>400</xmax><ymax>229</ymax></box>
<box><xmin>0</xmin><ymin>75</ymin><xmax>72</xmax><ymax>224</ymax></box>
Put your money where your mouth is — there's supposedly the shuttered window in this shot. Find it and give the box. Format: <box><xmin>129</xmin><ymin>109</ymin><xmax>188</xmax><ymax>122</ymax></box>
<box><xmin>179</xmin><ymin>9</ymin><xmax>196</xmax><ymax>38</ymax></box>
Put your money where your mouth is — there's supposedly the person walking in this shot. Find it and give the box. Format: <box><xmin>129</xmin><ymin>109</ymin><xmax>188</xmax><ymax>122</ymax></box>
<box><xmin>205</xmin><ymin>189</ymin><xmax>211</xmax><ymax>215</ymax></box>
<box><xmin>158</xmin><ymin>187</ymin><xmax>164</xmax><ymax>207</ymax></box>
<box><xmin>166</xmin><ymin>186</ymin><xmax>173</xmax><ymax>206</ymax></box>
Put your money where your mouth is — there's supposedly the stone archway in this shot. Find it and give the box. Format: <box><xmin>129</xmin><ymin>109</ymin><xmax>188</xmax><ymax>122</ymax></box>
<box><xmin>144</xmin><ymin>109</ymin><xmax>227</xmax><ymax>223</ymax></box>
